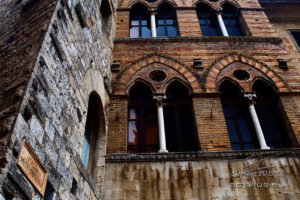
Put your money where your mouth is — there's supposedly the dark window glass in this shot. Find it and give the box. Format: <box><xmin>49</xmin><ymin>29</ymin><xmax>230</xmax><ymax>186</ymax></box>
<box><xmin>130</xmin><ymin>4</ymin><xmax>151</xmax><ymax>38</ymax></box>
<box><xmin>253</xmin><ymin>80</ymin><xmax>292</xmax><ymax>148</ymax></box>
<box><xmin>157</xmin><ymin>3</ymin><xmax>179</xmax><ymax>37</ymax></box>
<box><xmin>164</xmin><ymin>82</ymin><xmax>199</xmax><ymax>152</ymax></box>
<box><xmin>196</xmin><ymin>3</ymin><xmax>221</xmax><ymax>36</ymax></box>
<box><xmin>222</xmin><ymin>3</ymin><xmax>244</xmax><ymax>36</ymax></box>
<box><xmin>81</xmin><ymin>93</ymin><xmax>101</xmax><ymax>174</ymax></box>
<box><xmin>128</xmin><ymin>83</ymin><xmax>159</xmax><ymax>153</ymax></box>
<box><xmin>290</xmin><ymin>31</ymin><xmax>300</xmax><ymax>49</ymax></box>
<box><xmin>220</xmin><ymin>81</ymin><xmax>259</xmax><ymax>150</ymax></box>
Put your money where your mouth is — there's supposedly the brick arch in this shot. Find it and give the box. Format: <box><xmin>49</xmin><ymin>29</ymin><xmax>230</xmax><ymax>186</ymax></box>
<box><xmin>119</xmin><ymin>0</ymin><xmax>180</xmax><ymax>8</ymax></box>
<box><xmin>155</xmin><ymin>0</ymin><xmax>179</xmax><ymax>7</ymax></box>
<box><xmin>218</xmin><ymin>0</ymin><xmax>240</xmax><ymax>7</ymax></box>
<box><xmin>162</xmin><ymin>77</ymin><xmax>193</xmax><ymax>94</ymax></box>
<box><xmin>126</xmin><ymin>78</ymin><xmax>156</xmax><ymax>95</ymax></box>
<box><xmin>192</xmin><ymin>0</ymin><xmax>214</xmax><ymax>7</ymax></box>
<box><xmin>204</xmin><ymin>54</ymin><xmax>289</xmax><ymax>92</ymax></box>
<box><xmin>115</xmin><ymin>55</ymin><xmax>201</xmax><ymax>94</ymax></box>
<box><xmin>126</xmin><ymin>0</ymin><xmax>151</xmax><ymax>9</ymax></box>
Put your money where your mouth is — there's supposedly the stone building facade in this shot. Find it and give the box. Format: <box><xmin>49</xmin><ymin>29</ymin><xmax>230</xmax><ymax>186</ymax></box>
<box><xmin>0</xmin><ymin>0</ymin><xmax>300</xmax><ymax>200</ymax></box>
<box><xmin>0</xmin><ymin>0</ymin><xmax>116</xmax><ymax>199</ymax></box>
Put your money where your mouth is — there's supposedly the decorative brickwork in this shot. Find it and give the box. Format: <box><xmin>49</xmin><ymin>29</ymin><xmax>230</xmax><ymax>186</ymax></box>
<box><xmin>115</xmin><ymin>54</ymin><xmax>202</xmax><ymax>94</ymax></box>
<box><xmin>204</xmin><ymin>53</ymin><xmax>289</xmax><ymax>92</ymax></box>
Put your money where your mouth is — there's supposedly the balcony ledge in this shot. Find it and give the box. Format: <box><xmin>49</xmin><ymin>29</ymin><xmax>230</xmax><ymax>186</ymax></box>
<box><xmin>114</xmin><ymin>36</ymin><xmax>282</xmax><ymax>44</ymax></box>
<box><xmin>106</xmin><ymin>148</ymin><xmax>300</xmax><ymax>163</ymax></box>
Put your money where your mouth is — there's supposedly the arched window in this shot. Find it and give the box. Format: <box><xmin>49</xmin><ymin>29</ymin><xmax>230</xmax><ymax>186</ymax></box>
<box><xmin>196</xmin><ymin>3</ymin><xmax>221</xmax><ymax>36</ymax></box>
<box><xmin>130</xmin><ymin>3</ymin><xmax>151</xmax><ymax>38</ymax></box>
<box><xmin>220</xmin><ymin>80</ymin><xmax>258</xmax><ymax>150</ymax></box>
<box><xmin>252</xmin><ymin>80</ymin><xmax>292</xmax><ymax>148</ymax></box>
<box><xmin>222</xmin><ymin>3</ymin><xmax>244</xmax><ymax>36</ymax></box>
<box><xmin>164</xmin><ymin>81</ymin><xmax>199</xmax><ymax>151</ymax></box>
<box><xmin>157</xmin><ymin>3</ymin><xmax>179</xmax><ymax>37</ymax></box>
<box><xmin>128</xmin><ymin>82</ymin><xmax>159</xmax><ymax>153</ymax></box>
<box><xmin>81</xmin><ymin>93</ymin><xmax>104</xmax><ymax>174</ymax></box>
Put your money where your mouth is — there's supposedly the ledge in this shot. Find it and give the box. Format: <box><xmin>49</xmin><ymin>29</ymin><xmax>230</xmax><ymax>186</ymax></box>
<box><xmin>106</xmin><ymin>148</ymin><xmax>300</xmax><ymax>163</ymax></box>
<box><xmin>259</xmin><ymin>0</ymin><xmax>300</xmax><ymax>5</ymax></box>
<box><xmin>114</xmin><ymin>36</ymin><xmax>282</xmax><ymax>44</ymax></box>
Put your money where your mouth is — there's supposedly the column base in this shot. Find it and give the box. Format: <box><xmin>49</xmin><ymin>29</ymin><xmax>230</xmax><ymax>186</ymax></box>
<box><xmin>261</xmin><ymin>146</ymin><xmax>271</xmax><ymax>150</ymax></box>
<box><xmin>159</xmin><ymin>149</ymin><xmax>168</xmax><ymax>153</ymax></box>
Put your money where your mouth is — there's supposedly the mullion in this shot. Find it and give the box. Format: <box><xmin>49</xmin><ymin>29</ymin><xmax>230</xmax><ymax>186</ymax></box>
<box><xmin>140</xmin><ymin>107</ymin><xmax>146</xmax><ymax>152</ymax></box>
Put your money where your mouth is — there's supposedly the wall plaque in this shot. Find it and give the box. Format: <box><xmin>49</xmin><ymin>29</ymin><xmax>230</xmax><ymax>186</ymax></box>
<box><xmin>16</xmin><ymin>140</ymin><xmax>48</xmax><ymax>196</ymax></box>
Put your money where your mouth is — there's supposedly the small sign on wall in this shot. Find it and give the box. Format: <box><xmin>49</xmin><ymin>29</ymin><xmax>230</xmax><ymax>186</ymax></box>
<box><xmin>16</xmin><ymin>140</ymin><xmax>48</xmax><ymax>196</ymax></box>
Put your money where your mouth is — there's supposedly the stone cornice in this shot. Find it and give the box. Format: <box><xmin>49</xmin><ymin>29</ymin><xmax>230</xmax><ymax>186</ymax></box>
<box><xmin>106</xmin><ymin>148</ymin><xmax>300</xmax><ymax>163</ymax></box>
<box><xmin>277</xmin><ymin>91</ymin><xmax>300</xmax><ymax>96</ymax></box>
<box><xmin>114</xmin><ymin>36</ymin><xmax>282</xmax><ymax>44</ymax></box>
<box><xmin>259</xmin><ymin>0</ymin><xmax>300</xmax><ymax>5</ymax></box>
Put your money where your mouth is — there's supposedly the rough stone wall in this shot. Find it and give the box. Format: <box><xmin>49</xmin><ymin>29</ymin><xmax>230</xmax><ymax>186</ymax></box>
<box><xmin>0</xmin><ymin>0</ymin><xmax>116</xmax><ymax>199</ymax></box>
<box><xmin>0</xmin><ymin>0</ymin><xmax>59</xmax><ymax>170</ymax></box>
<box><xmin>104</xmin><ymin>153</ymin><xmax>300</xmax><ymax>200</ymax></box>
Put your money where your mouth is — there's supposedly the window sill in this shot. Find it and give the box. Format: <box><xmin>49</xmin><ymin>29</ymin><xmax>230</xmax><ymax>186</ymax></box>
<box><xmin>106</xmin><ymin>148</ymin><xmax>300</xmax><ymax>163</ymax></box>
<box><xmin>114</xmin><ymin>36</ymin><xmax>282</xmax><ymax>44</ymax></box>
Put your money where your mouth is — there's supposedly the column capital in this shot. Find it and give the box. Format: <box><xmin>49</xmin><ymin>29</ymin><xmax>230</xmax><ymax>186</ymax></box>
<box><xmin>154</xmin><ymin>95</ymin><xmax>166</xmax><ymax>106</ymax></box>
<box><xmin>214</xmin><ymin>7</ymin><xmax>223</xmax><ymax>15</ymax></box>
<box><xmin>149</xmin><ymin>7</ymin><xmax>157</xmax><ymax>15</ymax></box>
<box><xmin>244</xmin><ymin>93</ymin><xmax>257</xmax><ymax>105</ymax></box>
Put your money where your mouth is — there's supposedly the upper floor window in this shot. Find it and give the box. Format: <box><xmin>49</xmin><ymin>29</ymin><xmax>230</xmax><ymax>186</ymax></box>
<box><xmin>128</xmin><ymin>82</ymin><xmax>159</xmax><ymax>153</ymax></box>
<box><xmin>157</xmin><ymin>3</ymin><xmax>179</xmax><ymax>37</ymax></box>
<box><xmin>196</xmin><ymin>3</ymin><xmax>221</xmax><ymax>36</ymax></box>
<box><xmin>222</xmin><ymin>3</ymin><xmax>244</xmax><ymax>36</ymax></box>
<box><xmin>289</xmin><ymin>30</ymin><xmax>300</xmax><ymax>51</ymax></box>
<box><xmin>196</xmin><ymin>3</ymin><xmax>245</xmax><ymax>36</ymax></box>
<box><xmin>130</xmin><ymin>3</ymin><xmax>151</xmax><ymax>38</ymax></box>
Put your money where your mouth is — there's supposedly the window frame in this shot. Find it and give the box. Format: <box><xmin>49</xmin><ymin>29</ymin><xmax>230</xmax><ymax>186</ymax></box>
<box><xmin>156</xmin><ymin>3</ymin><xmax>179</xmax><ymax>37</ymax></box>
<box><xmin>221</xmin><ymin>3</ymin><xmax>245</xmax><ymax>36</ymax></box>
<box><xmin>196</xmin><ymin>3</ymin><xmax>222</xmax><ymax>36</ymax></box>
<box><xmin>127</xmin><ymin>84</ymin><xmax>159</xmax><ymax>153</ymax></box>
<box><xmin>288</xmin><ymin>29</ymin><xmax>300</xmax><ymax>52</ymax></box>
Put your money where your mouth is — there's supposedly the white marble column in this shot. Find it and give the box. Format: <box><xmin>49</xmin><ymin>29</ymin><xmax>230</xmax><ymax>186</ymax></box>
<box><xmin>149</xmin><ymin>8</ymin><xmax>157</xmax><ymax>37</ymax></box>
<box><xmin>215</xmin><ymin>7</ymin><xmax>229</xmax><ymax>37</ymax></box>
<box><xmin>244</xmin><ymin>94</ymin><xmax>270</xmax><ymax>150</ymax></box>
<box><xmin>154</xmin><ymin>95</ymin><xmax>168</xmax><ymax>153</ymax></box>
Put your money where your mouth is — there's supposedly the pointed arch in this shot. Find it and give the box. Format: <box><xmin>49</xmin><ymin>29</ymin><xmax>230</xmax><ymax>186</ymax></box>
<box><xmin>204</xmin><ymin>53</ymin><xmax>289</xmax><ymax>92</ymax></box>
<box><xmin>162</xmin><ymin>77</ymin><xmax>193</xmax><ymax>94</ymax></box>
<box><xmin>155</xmin><ymin>0</ymin><xmax>178</xmax><ymax>7</ymax></box>
<box><xmin>192</xmin><ymin>0</ymin><xmax>213</xmax><ymax>7</ymax></box>
<box><xmin>126</xmin><ymin>78</ymin><xmax>155</xmax><ymax>95</ymax></box>
<box><xmin>218</xmin><ymin>0</ymin><xmax>240</xmax><ymax>8</ymax></box>
<box><xmin>115</xmin><ymin>54</ymin><xmax>201</xmax><ymax>94</ymax></box>
<box><xmin>128</xmin><ymin>1</ymin><xmax>150</xmax><ymax>9</ymax></box>
<box><xmin>217</xmin><ymin>77</ymin><xmax>244</xmax><ymax>92</ymax></box>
